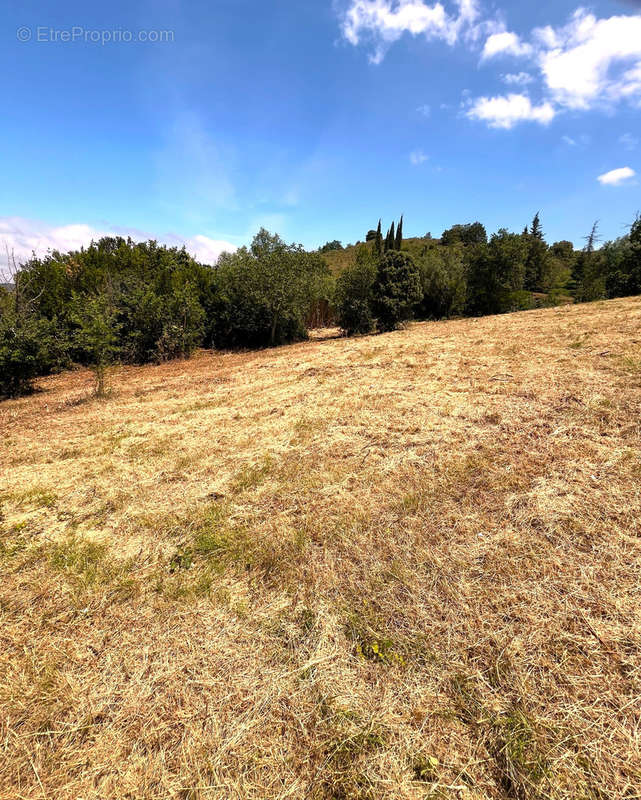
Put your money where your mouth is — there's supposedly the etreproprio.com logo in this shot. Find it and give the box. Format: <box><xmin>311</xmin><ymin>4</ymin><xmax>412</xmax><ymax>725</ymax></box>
<box><xmin>16</xmin><ymin>26</ymin><xmax>174</xmax><ymax>44</ymax></box>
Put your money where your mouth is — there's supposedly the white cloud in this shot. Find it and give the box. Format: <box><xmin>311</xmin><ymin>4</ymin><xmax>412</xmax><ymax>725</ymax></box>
<box><xmin>341</xmin><ymin>0</ymin><xmax>481</xmax><ymax>63</ymax></box>
<box><xmin>597</xmin><ymin>166</ymin><xmax>636</xmax><ymax>185</ymax></box>
<box><xmin>340</xmin><ymin>3</ymin><xmax>641</xmax><ymax>128</ymax></box>
<box><xmin>466</xmin><ymin>93</ymin><xmax>555</xmax><ymax>128</ymax></box>
<box><xmin>501</xmin><ymin>71</ymin><xmax>534</xmax><ymax>86</ymax></box>
<box><xmin>536</xmin><ymin>10</ymin><xmax>641</xmax><ymax>110</ymax></box>
<box><xmin>481</xmin><ymin>31</ymin><xmax>532</xmax><ymax>60</ymax></box>
<box><xmin>416</xmin><ymin>103</ymin><xmax>431</xmax><ymax>116</ymax></box>
<box><xmin>562</xmin><ymin>135</ymin><xmax>577</xmax><ymax>146</ymax></box>
<box><xmin>0</xmin><ymin>216</ymin><xmax>237</xmax><ymax>276</ymax></box>
<box><xmin>620</xmin><ymin>132</ymin><xmax>639</xmax><ymax>150</ymax></box>
<box><xmin>409</xmin><ymin>149</ymin><xmax>429</xmax><ymax>164</ymax></box>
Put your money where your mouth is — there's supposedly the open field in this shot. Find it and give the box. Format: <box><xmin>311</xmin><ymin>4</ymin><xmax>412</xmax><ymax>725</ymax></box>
<box><xmin>1</xmin><ymin>296</ymin><xmax>641</xmax><ymax>799</ymax></box>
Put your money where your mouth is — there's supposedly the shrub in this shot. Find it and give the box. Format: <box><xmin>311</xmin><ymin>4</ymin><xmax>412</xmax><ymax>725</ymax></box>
<box><xmin>209</xmin><ymin>230</ymin><xmax>332</xmax><ymax>349</ymax></box>
<box><xmin>118</xmin><ymin>285</ymin><xmax>166</xmax><ymax>364</ymax></box>
<box><xmin>71</xmin><ymin>294</ymin><xmax>121</xmax><ymax>397</ymax></box>
<box><xmin>372</xmin><ymin>250</ymin><xmax>421</xmax><ymax>332</ymax></box>
<box><xmin>0</xmin><ymin>313</ymin><xmax>67</xmax><ymax>398</ymax></box>
<box><xmin>155</xmin><ymin>284</ymin><xmax>205</xmax><ymax>360</ymax></box>
<box><xmin>416</xmin><ymin>247</ymin><xmax>467</xmax><ymax>319</ymax></box>
<box><xmin>334</xmin><ymin>247</ymin><xmax>376</xmax><ymax>335</ymax></box>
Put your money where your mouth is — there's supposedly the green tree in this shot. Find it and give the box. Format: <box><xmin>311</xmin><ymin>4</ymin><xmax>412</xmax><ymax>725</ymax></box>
<box><xmin>441</xmin><ymin>222</ymin><xmax>487</xmax><ymax>247</ymax></box>
<box><xmin>0</xmin><ymin>252</ymin><xmax>69</xmax><ymax>397</ymax></box>
<box><xmin>524</xmin><ymin>214</ymin><xmax>550</xmax><ymax>291</ymax></box>
<box><xmin>374</xmin><ymin>219</ymin><xmax>383</xmax><ymax>256</ymax></box>
<box><xmin>156</xmin><ymin>284</ymin><xmax>205</xmax><ymax>360</ymax></box>
<box><xmin>530</xmin><ymin>212</ymin><xmax>543</xmax><ymax>240</ymax></box>
<box><xmin>395</xmin><ymin>215</ymin><xmax>404</xmax><ymax>250</ymax></box>
<box><xmin>0</xmin><ymin>313</ymin><xmax>66</xmax><ymax>397</ymax></box>
<box><xmin>372</xmin><ymin>250</ymin><xmax>421</xmax><ymax>331</ymax></box>
<box><xmin>622</xmin><ymin>215</ymin><xmax>641</xmax><ymax>295</ymax></box>
<box><xmin>385</xmin><ymin>222</ymin><xmax>396</xmax><ymax>253</ymax></box>
<box><xmin>571</xmin><ymin>222</ymin><xmax>600</xmax><ymax>300</ymax></box>
<box><xmin>334</xmin><ymin>245</ymin><xmax>377</xmax><ymax>335</ymax></box>
<box><xmin>466</xmin><ymin>230</ymin><xmax>528</xmax><ymax>315</ymax></box>
<box><xmin>210</xmin><ymin>229</ymin><xmax>332</xmax><ymax>348</ymax></box>
<box><xmin>319</xmin><ymin>240</ymin><xmax>343</xmax><ymax>253</ymax></box>
<box><xmin>415</xmin><ymin>246</ymin><xmax>467</xmax><ymax>319</ymax></box>
<box><xmin>72</xmin><ymin>294</ymin><xmax>121</xmax><ymax>397</ymax></box>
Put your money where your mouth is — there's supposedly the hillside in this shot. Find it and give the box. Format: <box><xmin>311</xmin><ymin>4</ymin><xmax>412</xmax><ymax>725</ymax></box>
<box><xmin>321</xmin><ymin>237</ymin><xmax>431</xmax><ymax>274</ymax></box>
<box><xmin>1</xmin><ymin>297</ymin><xmax>640</xmax><ymax>799</ymax></box>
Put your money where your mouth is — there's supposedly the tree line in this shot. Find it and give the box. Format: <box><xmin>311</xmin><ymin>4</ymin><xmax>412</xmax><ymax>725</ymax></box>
<box><xmin>1</xmin><ymin>211</ymin><xmax>640</xmax><ymax>398</ymax></box>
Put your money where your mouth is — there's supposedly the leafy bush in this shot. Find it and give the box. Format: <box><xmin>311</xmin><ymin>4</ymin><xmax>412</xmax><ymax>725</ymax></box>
<box><xmin>119</xmin><ymin>285</ymin><xmax>166</xmax><ymax>363</ymax></box>
<box><xmin>209</xmin><ymin>229</ymin><xmax>332</xmax><ymax>349</ymax></box>
<box><xmin>154</xmin><ymin>284</ymin><xmax>205</xmax><ymax>360</ymax></box>
<box><xmin>0</xmin><ymin>313</ymin><xmax>68</xmax><ymax>397</ymax></box>
<box><xmin>372</xmin><ymin>250</ymin><xmax>422</xmax><ymax>332</ymax></box>
<box><xmin>71</xmin><ymin>294</ymin><xmax>121</xmax><ymax>397</ymax></box>
<box><xmin>334</xmin><ymin>246</ymin><xmax>377</xmax><ymax>335</ymax></box>
<box><xmin>416</xmin><ymin>247</ymin><xmax>466</xmax><ymax>319</ymax></box>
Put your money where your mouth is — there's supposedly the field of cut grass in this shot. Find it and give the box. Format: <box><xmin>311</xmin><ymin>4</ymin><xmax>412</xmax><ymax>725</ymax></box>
<box><xmin>1</xmin><ymin>297</ymin><xmax>640</xmax><ymax>799</ymax></box>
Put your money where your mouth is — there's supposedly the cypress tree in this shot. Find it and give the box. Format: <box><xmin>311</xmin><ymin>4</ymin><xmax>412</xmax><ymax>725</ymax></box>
<box><xmin>395</xmin><ymin>215</ymin><xmax>403</xmax><ymax>250</ymax></box>
<box><xmin>388</xmin><ymin>221</ymin><xmax>395</xmax><ymax>253</ymax></box>
<box><xmin>375</xmin><ymin>219</ymin><xmax>383</xmax><ymax>256</ymax></box>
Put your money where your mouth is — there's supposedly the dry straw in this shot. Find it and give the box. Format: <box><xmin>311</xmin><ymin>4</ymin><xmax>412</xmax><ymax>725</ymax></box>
<box><xmin>1</xmin><ymin>297</ymin><xmax>640</xmax><ymax>798</ymax></box>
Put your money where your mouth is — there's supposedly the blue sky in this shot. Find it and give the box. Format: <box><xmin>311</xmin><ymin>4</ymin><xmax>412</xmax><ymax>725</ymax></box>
<box><xmin>1</xmin><ymin>0</ymin><xmax>640</xmax><ymax>268</ymax></box>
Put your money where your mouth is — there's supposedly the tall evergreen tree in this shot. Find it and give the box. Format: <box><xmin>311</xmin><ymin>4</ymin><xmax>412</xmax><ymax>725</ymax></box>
<box><xmin>585</xmin><ymin>220</ymin><xmax>600</xmax><ymax>254</ymax></box>
<box><xmin>375</xmin><ymin>219</ymin><xmax>383</xmax><ymax>256</ymax></box>
<box><xmin>395</xmin><ymin>216</ymin><xmax>404</xmax><ymax>250</ymax></box>
<box><xmin>524</xmin><ymin>212</ymin><xmax>549</xmax><ymax>290</ymax></box>
<box><xmin>387</xmin><ymin>221</ymin><xmax>395</xmax><ymax>253</ymax></box>
<box><xmin>570</xmin><ymin>221</ymin><xmax>599</xmax><ymax>299</ymax></box>
<box><xmin>530</xmin><ymin>212</ymin><xmax>543</xmax><ymax>240</ymax></box>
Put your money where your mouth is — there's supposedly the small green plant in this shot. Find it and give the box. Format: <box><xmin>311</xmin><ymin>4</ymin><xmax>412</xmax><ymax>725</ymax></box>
<box><xmin>72</xmin><ymin>293</ymin><xmax>121</xmax><ymax>397</ymax></box>
<box><xmin>344</xmin><ymin>614</ymin><xmax>405</xmax><ymax>667</ymax></box>
<box><xmin>412</xmin><ymin>754</ymin><xmax>440</xmax><ymax>783</ymax></box>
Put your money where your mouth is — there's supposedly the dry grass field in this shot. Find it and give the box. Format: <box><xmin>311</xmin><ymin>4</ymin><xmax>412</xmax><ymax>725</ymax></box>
<box><xmin>1</xmin><ymin>297</ymin><xmax>640</xmax><ymax>799</ymax></box>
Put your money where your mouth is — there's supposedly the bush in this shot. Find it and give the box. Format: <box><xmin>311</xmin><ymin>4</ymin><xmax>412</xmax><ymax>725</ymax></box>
<box><xmin>209</xmin><ymin>230</ymin><xmax>332</xmax><ymax>349</ymax></box>
<box><xmin>119</xmin><ymin>286</ymin><xmax>166</xmax><ymax>364</ymax></box>
<box><xmin>372</xmin><ymin>251</ymin><xmax>422</xmax><ymax>332</ymax></box>
<box><xmin>416</xmin><ymin>247</ymin><xmax>466</xmax><ymax>319</ymax></box>
<box><xmin>71</xmin><ymin>294</ymin><xmax>121</xmax><ymax>397</ymax></box>
<box><xmin>334</xmin><ymin>247</ymin><xmax>376</xmax><ymax>335</ymax></box>
<box><xmin>0</xmin><ymin>314</ymin><xmax>68</xmax><ymax>398</ymax></box>
<box><xmin>154</xmin><ymin>284</ymin><xmax>205</xmax><ymax>360</ymax></box>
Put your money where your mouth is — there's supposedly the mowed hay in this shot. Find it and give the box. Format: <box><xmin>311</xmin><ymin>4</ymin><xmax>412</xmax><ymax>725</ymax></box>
<box><xmin>1</xmin><ymin>297</ymin><xmax>640</xmax><ymax>799</ymax></box>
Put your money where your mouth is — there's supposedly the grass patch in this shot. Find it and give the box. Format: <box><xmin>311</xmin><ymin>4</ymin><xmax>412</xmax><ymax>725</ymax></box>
<box><xmin>40</xmin><ymin>535</ymin><xmax>139</xmax><ymax>600</ymax></box>
<box><xmin>317</xmin><ymin>704</ymin><xmax>388</xmax><ymax>800</ymax></box>
<box><xmin>230</xmin><ymin>453</ymin><xmax>274</xmax><ymax>493</ymax></box>
<box><xmin>3</xmin><ymin>487</ymin><xmax>58</xmax><ymax>509</ymax></box>
<box><xmin>451</xmin><ymin>675</ymin><xmax>553</xmax><ymax>800</ymax></box>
